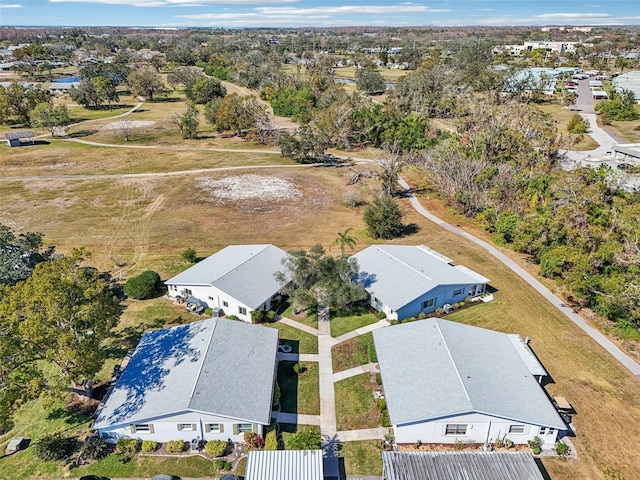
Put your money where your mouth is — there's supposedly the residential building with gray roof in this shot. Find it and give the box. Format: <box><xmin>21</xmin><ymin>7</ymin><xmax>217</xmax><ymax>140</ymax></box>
<box><xmin>94</xmin><ymin>317</ymin><xmax>279</xmax><ymax>443</ymax></box>
<box><xmin>373</xmin><ymin>319</ymin><xmax>566</xmax><ymax>446</ymax></box>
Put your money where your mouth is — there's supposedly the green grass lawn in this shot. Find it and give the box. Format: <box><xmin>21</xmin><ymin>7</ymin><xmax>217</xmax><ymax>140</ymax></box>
<box><xmin>332</xmin><ymin>332</ymin><xmax>377</xmax><ymax>373</ymax></box>
<box><xmin>330</xmin><ymin>307</ymin><xmax>378</xmax><ymax>337</ymax></box>
<box><xmin>279</xmin><ymin>424</ymin><xmax>318</xmax><ymax>449</ymax></box>
<box><xmin>264</xmin><ymin>321</ymin><xmax>318</xmax><ymax>354</ymax></box>
<box><xmin>277</xmin><ymin>361</ymin><xmax>320</xmax><ymax>415</ymax></box>
<box><xmin>75</xmin><ymin>453</ymin><xmax>218</xmax><ymax>478</ymax></box>
<box><xmin>340</xmin><ymin>440</ymin><xmax>383</xmax><ymax>476</ymax></box>
<box><xmin>334</xmin><ymin>373</ymin><xmax>381</xmax><ymax>431</ymax></box>
<box><xmin>0</xmin><ymin>399</ymin><xmax>92</xmax><ymax>480</ymax></box>
<box><xmin>280</xmin><ymin>304</ymin><xmax>319</xmax><ymax>330</ymax></box>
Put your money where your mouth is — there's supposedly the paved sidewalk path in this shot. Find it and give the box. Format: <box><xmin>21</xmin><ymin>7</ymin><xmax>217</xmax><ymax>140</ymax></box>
<box><xmin>278</xmin><ymin>316</ymin><xmax>320</xmax><ymax>336</ymax></box>
<box><xmin>398</xmin><ymin>176</ymin><xmax>640</xmax><ymax>378</ymax></box>
<box><xmin>318</xmin><ymin>306</ymin><xmax>338</xmax><ymax>437</ymax></box>
<box><xmin>333</xmin><ymin>363</ymin><xmax>379</xmax><ymax>382</ymax></box>
<box><xmin>337</xmin><ymin>427</ymin><xmax>388</xmax><ymax>442</ymax></box>
<box><xmin>334</xmin><ymin>319</ymin><xmax>389</xmax><ymax>344</ymax></box>
<box><xmin>277</xmin><ymin>352</ymin><xmax>320</xmax><ymax>362</ymax></box>
<box><xmin>273</xmin><ymin>411</ymin><xmax>321</xmax><ymax>426</ymax></box>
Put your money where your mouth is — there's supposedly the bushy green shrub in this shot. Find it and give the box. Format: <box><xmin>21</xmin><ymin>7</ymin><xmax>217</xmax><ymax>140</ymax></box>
<box><xmin>377</xmin><ymin>311</ymin><xmax>387</xmax><ymax>319</ymax></box>
<box><xmin>181</xmin><ymin>248</ymin><xmax>197</xmax><ymax>263</ymax></box>
<box><xmin>205</xmin><ymin>439</ymin><xmax>228</xmax><ymax>457</ymax></box>
<box><xmin>556</xmin><ymin>441</ymin><xmax>570</xmax><ymax>456</ymax></box>
<box><xmin>367</xmin><ymin>343</ymin><xmax>378</xmax><ymax>363</ymax></box>
<box><xmin>214</xmin><ymin>459</ymin><xmax>232</xmax><ymax>471</ymax></box>
<box><xmin>285</xmin><ymin>428</ymin><xmax>321</xmax><ymax>450</ymax></box>
<box><xmin>165</xmin><ymin>440</ymin><xmax>186</xmax><ymax>453</ymax></box>
<box><xmin>293</xmin><ymin>363</ymin><xmax>305</xmax><ymax>375</ymax></box>
<box><xmin>204</xmin><ymin>307</ymin><xmax>213</xmax><ymax>316</ymax></box>
<box><xmin>566</xmin><ymin>113</ymin><xmax>589</xmax><ymax>133</ymax></box>
<box><xmin>504</xmin><ymin>438</ymin><xmax>514</xmax><ymax>449</ymax></box>
<box><xmin>434</xmin><ymin>307</ymin><xmax>444</xmax><ymax>316</ymax></box>
<box><xmin>376</xmin><ymin>398</ymin><xmax>386</xmax><ymax>412</ymax></box>
<box><xmin>82</xmin><ymin>436</ymin><xmax>110</xmax><ymax>460</ymax></box>
<box><xmin>272</xmin><ymin>383</ymin><xmax>281</xmax><ymax>407</ymax></box>
<box><xmin>417</xmin><ymin>312</ymin><xmax>427</xmax><ymax>320</ymax></box>
<box><xmin>141</xmin><ymin>440</ymin><xmax>158</xmax><ymax>452</ymax></box>
<box><xmin>124</xmin><ymin>270</ymin><xmax>162</xmax><ymax>299</ymax></box>
<box><xmin>389</xmin><ymin>319</ymin><xmax>399</xmax><ymax>325</ymax></box>
<box><xmin>382</xmin><ymin>410</ymin><xmax>391</xmax><ymax>428</ymax></box>
<box><xmin>34</xmin><ymin>434</ymin><xmax>78</xmax><ymax>461</ymax></box>
<box><xmin>375</xmin><ymin>373</ymin><xmax>382</xmax><ymax>385</ymax></box>
<box><xmin>264</xmin><ymin>428</ymin><xmax>278</xmax><ymax>450</ymax></box>
<box><xmin>251</xmin><ymin>309</ymin><xmax>276</xmax><ymax>323</ymax></box>
<box><xmin>115</xmin><ymin>437</ymin><xmax>140</xmax><ymax>454</ymax></box>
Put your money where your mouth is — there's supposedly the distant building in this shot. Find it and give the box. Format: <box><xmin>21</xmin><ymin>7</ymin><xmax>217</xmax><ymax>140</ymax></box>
<box><xmin>246</xmin><ymin>450</ymin><xmax>324</xmax><ymax>480</ymax></box>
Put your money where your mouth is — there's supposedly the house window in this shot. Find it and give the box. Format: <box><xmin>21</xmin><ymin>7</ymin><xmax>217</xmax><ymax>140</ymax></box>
<box><xmin>453</xmin><ymin>288</ymin><xmax>464</xmax><ymax>296</ymax></box>
<box><xmin>445</xmin><ymin>424</ymin><xmax>467</xmax><ymax>435</ymax></box>
<box><xmin>237</xmin><ymin>423</ymin><xmax>253</xmax><ymax>433</ymax></box>
<box><xmin>205</xmin><ymin>423</ymin><xmax>223</xmax><ymax>434</ymax></box>
<box><xmin>223</xmin><ymin>301</ymin><xmax>229</xmax><ymax>307</ymax></box>
<box><xmin>131</xmin><ymin>424</ymin><xmax>153</xmax><ymax>433</ymax></box>
<box><xmin>540</xmin><ymin>427</ymin><xmax>555</xmax><ymax>435</ymax></box>
<box><xmin>421</xmin><ymin>298</ymin><xmax>435</xmax><ymax>310</ymax></box>
<box><xmin>239</xmin><ymin>307</ymin><xmax>247</xmax><ymax>315</ymax></box>
<box><xmin>178</xmin><ymin>423</ymin><xmax>195</xmax><ymax>431</ymax></box>
<box><xmin>208</xmin><ymin>296</ymin><xmax>214</xmax><ymax>301</ymax></box>
<box><xmin>509</xmin><ymin>425</ymin><xmax>526</xmax><ymax>434</ymax></box>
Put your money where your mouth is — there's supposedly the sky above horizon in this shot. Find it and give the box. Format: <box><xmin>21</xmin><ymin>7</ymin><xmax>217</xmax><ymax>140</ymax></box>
<box><xmin>1</xmin><ymin>1</ymin><xmax>639</xmax><ymax>28</ymax></box>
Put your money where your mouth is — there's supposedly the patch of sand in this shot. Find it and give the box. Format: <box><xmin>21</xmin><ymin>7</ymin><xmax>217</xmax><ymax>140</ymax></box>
<box><xmin>198</xmin><ymin>174</ymin><xmax>302</xmax><ymax>203</ymax></box>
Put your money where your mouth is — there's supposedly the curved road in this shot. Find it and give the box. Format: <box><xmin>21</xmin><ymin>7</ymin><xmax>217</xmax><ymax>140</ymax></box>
<box><xmin>398</xmin><ymin>176</ymin><xmax>640</xmax><ymax>378</ymax></box>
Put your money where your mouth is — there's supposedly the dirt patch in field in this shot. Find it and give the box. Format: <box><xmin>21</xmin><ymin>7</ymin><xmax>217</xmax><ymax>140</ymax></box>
<box><xmin>103</xmin><ymin>120</ymin><xmax>155</xmax><ymax>130</ymax></box>
<box><xmin>198</xmin><ymin>174</ymin><xmax>303</xmax><ymax>204</ymax></box>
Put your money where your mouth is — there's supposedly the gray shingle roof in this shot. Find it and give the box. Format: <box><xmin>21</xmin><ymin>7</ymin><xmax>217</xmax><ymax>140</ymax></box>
<box><xmin>373</xmin><ymin>319</ymin><xmax>565</xmax><ymax>429</ymax></box>
<box><xmin>165</xmin><ymin>244</ymin><xmax>288</xmax><ymax>309</ymax></box>
<box><xmin>94</xmin><ymin>317</ymin><xmax>278</xmax><ymax>428</ymax></box>
<box><xmin>246</xmin><ymin>450</ymin><xmax>324</xmax><ymax>480</ymax></box>
<box><xmin>382</xmin><ymin>451</ymin><xmax>545</xmax><ymax>480</ymax></box>
<box><xmin>353</xmin><ymin>245</ymin><xmax>489</xmax><ymax>311</ymax></box>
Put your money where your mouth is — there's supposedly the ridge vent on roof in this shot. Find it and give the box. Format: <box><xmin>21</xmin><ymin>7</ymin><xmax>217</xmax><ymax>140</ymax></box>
<box><xmin>416</xmin><ymin>244</ymin><xmax>454</xmax><ymax>264</ymax></box>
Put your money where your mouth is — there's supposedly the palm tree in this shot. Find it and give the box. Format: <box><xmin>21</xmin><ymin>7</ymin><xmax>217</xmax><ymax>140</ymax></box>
<box><xmin>333</xmin><ymin>227</ymin><xmax>357</xmax><ymax>256</ymax></box>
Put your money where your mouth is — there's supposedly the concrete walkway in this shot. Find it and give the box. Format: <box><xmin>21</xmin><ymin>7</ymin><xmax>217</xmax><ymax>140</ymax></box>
<box><xmin>333</xmin><ymin>319</ymin><xmax>390</xmax><ymax>344</ymax></box>
<box><xmin>278</xmin><ymin>316</ymin><xmax>320</xmax><ymax>336</ymax></box>
<box><xmin>277</xmin><ymin>352</ymin><xmax>320</xmax><ymax>362</ymax></box>
<box><xmin>272</xmin><ymin>411</ymin><xmax>321</xmax><ymax>426</ymax></box>
<box><xmin>333</xmin><ymin>363</ymin><xmax>379</xmax><ymax>382</ymax></box>
<box><xmin>317</xmin><ymin>306</ymin><xmax>338</xmax><ymax>438</ymax></box>
<box><xmin>337</xmin><ymin>427</ymin><xmax>388</xmax><ymax>442</ymax></box>
<box><xmin>398</xmin><ymin>176</ymin><xmax>640</xmax><ymax>378</ymax></box>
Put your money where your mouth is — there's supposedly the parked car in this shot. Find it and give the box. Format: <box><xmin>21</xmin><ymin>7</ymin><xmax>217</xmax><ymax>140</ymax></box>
<box><xmin>150</xmin><ymin>475</ymin><xmax>181</xmax><ymax>480</ymax></box>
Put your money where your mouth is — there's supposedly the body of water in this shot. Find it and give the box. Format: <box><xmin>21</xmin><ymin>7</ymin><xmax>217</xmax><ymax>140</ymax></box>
<box><xmin>52</xmin><ymin>76</ymin><xmax>81</xmax><ymax>83</ymax></box>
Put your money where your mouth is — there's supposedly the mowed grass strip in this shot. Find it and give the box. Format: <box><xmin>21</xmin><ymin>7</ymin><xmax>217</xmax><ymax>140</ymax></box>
<box><xmin>277</xmin><ymin>361</ymin><xmax>320</xmax><ymax>415</ymax></box>
<box><xmin>77</xmin><ymin>453</ymin><xmax>220</xmax><ymax>478</ymax></box>
<box><xmin>340</xmin><ymin>440</ymin><xmax>383</xmax><ymax>476</ymax></box>
<box><xmin>0</xmin><ymin>140</ymin><xmax>290</xmax><ymax>177</ymax></box>
<box><xmin>0</xmin><ymin>399</ymin><xmax>93</xmax><ymax>480</ymax></box>
<box><xmin>264</xmin><ymin>322</ymin><xmax>318</xmax><ymax>354</ymax></box>
<box><xmin>335</xmin><ymin>373</ymin><xmax>381</xmax><ymax>431</ymax></box>
<box><xmin>332</xmin><ymin>332</ymin><xmax>376</xmax><ymax>373</ymax></box>
<box><xmin>330</xmin><ymin>308</ymin><xmax>378</xmax><ymax>337</ymax></box>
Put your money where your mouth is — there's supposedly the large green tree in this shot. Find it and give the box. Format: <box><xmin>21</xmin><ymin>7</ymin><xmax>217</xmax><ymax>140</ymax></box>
<box><xmin>0</xmin><ymin>251</ymin><xmax>121</xmax><ymax>426</ymax></box>
<box><xmin>363</xmin><ymin>194</ymin><xmax>405</xmax><ymax>240</ymax></box>
<box><xmin>0</xmin><ymin>224</ymin><xmax>55</xmax><ymax>285</ymax></box>
<box><xmin>127</xmin><ymin>67</ymin><xmax>166</xmax><ymax>100</ymax></box>
<box><xmin>275</xmin><ymin>244</ymin><xmax>368</xmax><ymax>313</ymax></box>
<box><xmin>29</xmin><ymin>103</ymin><xmax>71</xmax><ymax>137</ymax></box>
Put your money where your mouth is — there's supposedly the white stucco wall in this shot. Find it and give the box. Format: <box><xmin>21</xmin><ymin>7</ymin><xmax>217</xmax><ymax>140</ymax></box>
<box><xmin>166</xmin><ymin>284</ymin><xmax>260</xmax><ymax>322</ymax></box>
<box><xmin>97</xmin><ymin>411</ymin><xmax>265</xmax><ymax>443</ymax></box>
<box><xmin>394</xmin><ymin>412</ymin><xmax>559</xmax><ymax>445</ymax></box>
